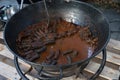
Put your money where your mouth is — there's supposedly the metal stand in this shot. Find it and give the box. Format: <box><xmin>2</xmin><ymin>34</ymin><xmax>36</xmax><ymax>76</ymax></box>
<box><xmin>14</xmin><ymin>49</ymin><xmax>106</xmax><ymax>80</ymax></box>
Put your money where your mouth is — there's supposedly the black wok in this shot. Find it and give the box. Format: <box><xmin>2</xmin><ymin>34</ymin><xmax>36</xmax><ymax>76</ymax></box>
<box><xmin>4</xmin><ymin>0</ymin><xmax>110</xmax><ymax>78</ymax></box>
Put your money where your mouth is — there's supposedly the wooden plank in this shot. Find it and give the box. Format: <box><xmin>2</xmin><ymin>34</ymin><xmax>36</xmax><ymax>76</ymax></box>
<box><xmin>0</xmin><ymin>44</ymin><xmax>39</xmax><ymax>79</ymax></box>
<box><xmin>0</xmin><ymin>44</ymin><xmax>4</xmax><ymax>51</ymax></box>
<box><xmin>0</xmin><ymin>31</ymin><xmax>3</xmax><ymax>39</ymax></box>
<box><xmin>85</xmin><ymin>61</ymin><xmax>120</xmax><ymax>80</ymax></box>
<box><xmin>0</xmin><ymin>43</ymin><xmax>30</xmax><ymax>67</ymax></box>
<box><xmin>92</xmin><ymin>57</ymin><xmax>119</xmax><ymax>71</ymax></box>
<box><xmin>0</xmin><ymin>54</ymin><xmax>39</xmax><ymax>79</ymax></box>
<box><xmin>0</xmin><ymin>53</ymin><xmax>32</xmax><ymax>73</ymax></box>
<box><xmin>0</xmin><ymin>61</ymin><xmax>20</xmax><ymax>80</ymax></box>
<box><xmin>107</xmin><ymin>39</ymin><xmax>120</xmax><ymax>51</ymax></box>
<box><xmin>0</xmin><ymin>54</ymin><xmax>14</xmax><ymax>67</ymax></box>
<box><xmin>0</xmin><ymin>75</ymin><xmax>8</xmax><ymax>80</ymax></box>
<box><xmin>107</xmin><ymin>39</ymin><xmax>120</xmax><ymax>55</ymax></box>
<box><xmin>96</xmin><ymin>51</ymin><xmax>120</xmax><ymax>66</ymax></box>
<box><xmin>0</xmin><ymin>43</ymin><xmax>14</xmax><ymax>59</ymax></box>
<box><xmin>62</xmin><ymin>76</ymin><xmax>86</xmax><ymax>80</ymax></box>
<box><xmin>0</xmin><ymin>61</ymin><xmax>38</xmax><ymax>80</ymax></box>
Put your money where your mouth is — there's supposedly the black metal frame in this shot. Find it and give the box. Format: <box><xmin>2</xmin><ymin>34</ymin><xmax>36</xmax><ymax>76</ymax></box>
<box><xmin>14</xmin><ymin>49</ymin><xmax>106</xmax><ymax>80</ymax></box>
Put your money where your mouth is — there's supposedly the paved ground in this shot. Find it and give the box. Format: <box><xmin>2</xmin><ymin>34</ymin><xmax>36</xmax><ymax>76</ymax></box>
<box><xmin>0</xmin><ymin>0</ymin><xmax>18</xmax><ymax>6</ymax></box>
<box><xmin>100</xmin><ymin>8</ymin><xmax>120</xmax><ymax>41</ymax></box>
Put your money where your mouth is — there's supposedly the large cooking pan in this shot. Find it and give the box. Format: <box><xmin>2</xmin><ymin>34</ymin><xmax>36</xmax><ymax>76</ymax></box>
<box><xmin>4</xmin><ymin>0</ymin><xmax>110</xmax><ymax>79</ymax></box>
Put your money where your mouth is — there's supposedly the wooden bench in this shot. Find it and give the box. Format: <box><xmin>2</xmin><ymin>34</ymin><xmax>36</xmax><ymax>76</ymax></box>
<box><xmin>0</xmin><ymin>31</ymin><xmax>120</xmax><ymax>80</ymax></box>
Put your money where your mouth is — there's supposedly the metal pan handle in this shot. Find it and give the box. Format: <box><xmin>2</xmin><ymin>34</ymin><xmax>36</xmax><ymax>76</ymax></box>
<box><xmin>19</xmin><ymin>0</ymin><xmax>24</xmax><ymax>10</ymax></box>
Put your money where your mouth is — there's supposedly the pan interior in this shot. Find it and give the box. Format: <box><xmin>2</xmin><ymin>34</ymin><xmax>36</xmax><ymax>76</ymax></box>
<box><xmin>4</xmin><ymin>0</ymin><xmax>109</xmax><ymax>65</ymax></box>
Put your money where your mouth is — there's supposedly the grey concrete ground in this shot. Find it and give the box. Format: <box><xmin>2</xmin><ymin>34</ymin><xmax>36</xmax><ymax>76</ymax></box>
<box><xmin>0</xmin><ymin>0</ymin><xmax>18</xmax><ymax>6</ymax></box>
<box><xmin>101</xmin><ymin>8</ymin><xmax>120</xmax><ymax>41</ymax></box>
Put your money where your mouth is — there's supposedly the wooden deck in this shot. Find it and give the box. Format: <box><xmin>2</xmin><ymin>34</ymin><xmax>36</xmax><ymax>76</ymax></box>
<box><xmin>0</xmin><ymin>31</ymin><xmax>120</xmax><ymax>80</ymax></box>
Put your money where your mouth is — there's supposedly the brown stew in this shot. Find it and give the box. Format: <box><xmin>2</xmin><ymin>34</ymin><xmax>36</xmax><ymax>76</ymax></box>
<box><xmin>16</xmin><ymin>19</ymin><xmax>98</xmax><ymax>65</ymax></box>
